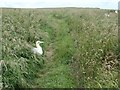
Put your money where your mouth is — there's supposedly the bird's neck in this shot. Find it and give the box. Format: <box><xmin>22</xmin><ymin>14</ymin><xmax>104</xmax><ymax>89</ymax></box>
<box><xmin>36</xmin><ymin>44</ymin><xmax>41</xmax><ymax>48</ymax></box>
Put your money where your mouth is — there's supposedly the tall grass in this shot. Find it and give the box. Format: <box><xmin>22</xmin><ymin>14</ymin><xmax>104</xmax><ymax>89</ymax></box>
<box><xmin>1</xmin><ymin>8</ymin><xmax>119</xmax><ymax>88</ymax></box>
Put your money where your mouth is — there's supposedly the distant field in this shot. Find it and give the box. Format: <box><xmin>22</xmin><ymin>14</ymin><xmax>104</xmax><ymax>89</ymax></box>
<box><xmin>1</xmin><ymin>8</ymin><xmax>119</xmax><ymax>88</ymax></box>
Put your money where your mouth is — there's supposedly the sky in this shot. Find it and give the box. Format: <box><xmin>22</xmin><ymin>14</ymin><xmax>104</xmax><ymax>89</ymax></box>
<box><xmin>0</xmin><ymin>0</ymin><xmax>119</xmax><ymax>9</ymax></box>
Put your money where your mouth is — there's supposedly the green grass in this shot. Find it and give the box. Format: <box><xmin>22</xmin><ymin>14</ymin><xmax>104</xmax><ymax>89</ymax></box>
<box><xmin>35</xmin><ymin>63</ymin><xmax>75</xmax><ymax>88</ymax></box>
<box><xmin>1</xmin><ymin>8</ymin><xmax>119</xmax><ymax>88</ymax></box>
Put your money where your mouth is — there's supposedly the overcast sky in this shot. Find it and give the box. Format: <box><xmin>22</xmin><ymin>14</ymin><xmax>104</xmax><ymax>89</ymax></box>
<box><xmin>0</xmin><ymin>0</ymin><xmax>119</xmax><ymax>9</ymax></box>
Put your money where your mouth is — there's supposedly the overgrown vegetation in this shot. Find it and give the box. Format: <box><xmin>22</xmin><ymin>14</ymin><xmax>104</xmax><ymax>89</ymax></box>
<box><xmin>1</xmin><ymin>8</ymin><xmax>119</xmax><ymax>88</ymax></box>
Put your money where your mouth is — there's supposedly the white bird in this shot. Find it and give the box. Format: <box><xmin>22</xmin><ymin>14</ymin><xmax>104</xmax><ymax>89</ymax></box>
<box><xmin>32</xmin><ymin>41</ymin><xmax>44</xmax><ymax>55</ymax></box>
<box><xmin>115</xmin><ymin>10</ymin><xmax>118</xmax><ymax>14</ymax></box>
<box><xmin>105</xmin><ymin>13</ymin><xmax>110</xmax><ymax>17</ymax></box>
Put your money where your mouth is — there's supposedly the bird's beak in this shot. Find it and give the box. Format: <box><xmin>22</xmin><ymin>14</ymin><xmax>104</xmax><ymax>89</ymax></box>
<box><xmin>40</xmin><ymin>41</ymin><xmax>44</xmax><ymax>43</ymax></box>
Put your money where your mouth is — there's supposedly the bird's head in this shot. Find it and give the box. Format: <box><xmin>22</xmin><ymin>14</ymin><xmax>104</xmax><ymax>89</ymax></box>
<box><xmin>35</xmin><ymin>41</ymin><xmax>44</xmax><ymax>48</ymax></box>
<box><xmin>36</xmin><ymin>41</ymin><xmax>44</xmax><ymax>44</ymax></box>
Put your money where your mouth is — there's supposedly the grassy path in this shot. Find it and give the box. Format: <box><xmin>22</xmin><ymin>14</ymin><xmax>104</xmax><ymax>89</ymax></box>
<box><xmin>33</xmin><ymin>59</ymin><xmax>76</xmax><ymax>88</ymax></box>
<box><xmin>33</xmin><ymin>43</ymin><xmax>76</xmax><ymax>88</ymax></box>
<box><xmin>32</xmin><ymin>17</ymin><xmax>76</xmax><ymax>88</ymax></box>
